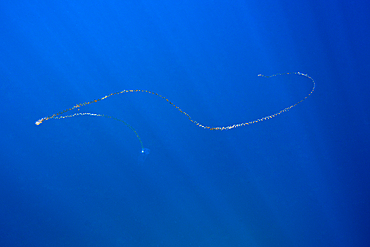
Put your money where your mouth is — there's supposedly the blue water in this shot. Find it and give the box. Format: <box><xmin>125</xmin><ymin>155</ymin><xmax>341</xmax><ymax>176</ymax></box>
<box><xmin>1</xmin><ymin>1</ymin><xmax>369</xmax><ymax>246</ymax></box>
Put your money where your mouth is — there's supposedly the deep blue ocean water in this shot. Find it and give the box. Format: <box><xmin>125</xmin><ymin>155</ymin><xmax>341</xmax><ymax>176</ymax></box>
<box><xmin>1</xmin><ymin>0</ymin><xmax>369</xmax><ymax>246</ymax></box>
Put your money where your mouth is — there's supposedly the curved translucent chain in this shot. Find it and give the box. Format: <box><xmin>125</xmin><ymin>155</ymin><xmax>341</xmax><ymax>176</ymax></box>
<box><xmin>35</xmin><ymin>72</ymin><xmax>315</xmax><ymax>130</ymax></box>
